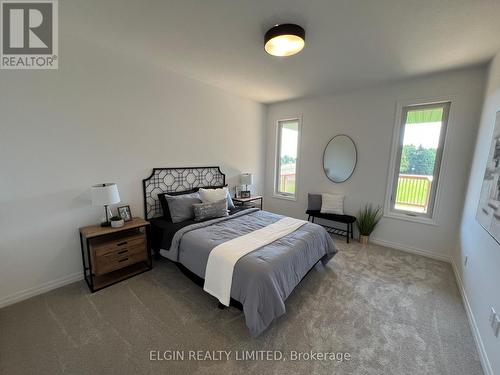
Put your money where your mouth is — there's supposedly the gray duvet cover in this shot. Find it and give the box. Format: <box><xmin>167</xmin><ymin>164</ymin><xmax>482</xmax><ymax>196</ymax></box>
<box><xmin>160</xmin><ymin>209</ymin><xmax>337</xmax><ymax>337</ymax></box>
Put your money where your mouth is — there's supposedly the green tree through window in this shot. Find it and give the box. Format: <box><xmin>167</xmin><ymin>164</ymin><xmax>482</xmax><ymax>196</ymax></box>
<box><xmin>399</xmin><ymin>145</ymin><xmax>437</xmax><ymax>175</ymax></box>
<box><xmin>280</xmin><ymin>155</ymin><xmax>296</xmax><ymax>164</ymax></box>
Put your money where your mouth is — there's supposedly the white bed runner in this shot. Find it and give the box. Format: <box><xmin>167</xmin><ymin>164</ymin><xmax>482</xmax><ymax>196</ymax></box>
<box><xmin>203</xmin><ymin>217</ymin><xmax>307</xmax><ymax>306</ymax></box>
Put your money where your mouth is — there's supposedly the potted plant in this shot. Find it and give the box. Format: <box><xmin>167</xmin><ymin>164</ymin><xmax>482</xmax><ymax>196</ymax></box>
<box><xmin>110</xmin><ymin>216</ymin><xmax>124</xmax><ymax>228</ymax></box>
<box><xmin>356</xmin><ymin>204</ymin><xmax>382</xmax><ymax>245</ymax></box>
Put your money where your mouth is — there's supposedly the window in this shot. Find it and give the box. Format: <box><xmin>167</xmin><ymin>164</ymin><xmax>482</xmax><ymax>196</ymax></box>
<box><xmin>387</xmin><ymin>101</ymin><xmax>450</xmax><ymax>220</ymax></box>
<box><xmin>275</xmin><ymin>118</ymin><xmax>300</xmax><ymax>199</ymax></box>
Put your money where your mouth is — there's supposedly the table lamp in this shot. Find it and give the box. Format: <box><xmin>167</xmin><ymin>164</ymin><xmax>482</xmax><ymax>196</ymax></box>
<box><xmin>240</xmin><ymin>173</ymin><xmax>253</xmax><ymax>198</ymax></box>
<box><xmin>91</xmin><ymin>183</ymin><xmax>121</xmax><ymax>226</ymax></box>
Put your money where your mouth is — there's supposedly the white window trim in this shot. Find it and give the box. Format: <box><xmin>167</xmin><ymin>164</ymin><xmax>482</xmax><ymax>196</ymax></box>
<box><xmin>383</xmin><ymin>96</ymin><xmax>456</xmax><ymax>226</ymax></box>
<box><xmin>273</xmin><ymin>116</ymin><xmax>302</xmax><ymax>201</ymax></box>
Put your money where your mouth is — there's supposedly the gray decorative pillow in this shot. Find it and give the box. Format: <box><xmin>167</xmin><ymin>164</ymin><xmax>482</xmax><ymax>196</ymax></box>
<box><xmin>165</xmin><ymin>192</ymin><xmax>201</xmax><ymax>223</ymax></box>
<box><xmin>308</xmin><ymin>193</ymin><xmax>322</xmax><ymax>211</ymax></box>
<box><xmin>193</xmin><ymin>199</ymin><xmax>228</xmax><ymax>221</ymax></box>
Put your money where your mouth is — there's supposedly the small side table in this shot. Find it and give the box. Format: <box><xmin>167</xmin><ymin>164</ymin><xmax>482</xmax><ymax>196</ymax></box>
<box><xmin>232</xmin><ymin>195</ymin><xmax>263</xmax><ymax>209</ymax></box>
<box><xmin>79</xmin><ymin>218</ymin><xmax>152</xmax><ymax>292</ymax></box>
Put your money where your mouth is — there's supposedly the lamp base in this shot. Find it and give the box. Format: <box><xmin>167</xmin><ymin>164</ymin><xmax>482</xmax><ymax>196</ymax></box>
<box><xmin>100</xmin><ymin>205</ymin><xmax>112</xmax><ymax>227</ymax></box>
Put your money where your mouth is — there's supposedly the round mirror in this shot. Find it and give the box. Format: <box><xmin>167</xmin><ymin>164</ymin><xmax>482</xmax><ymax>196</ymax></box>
<box><xmin>323</xmin><ymin>135</ymin><xmax>357</xmax><ymax>183</ymax></box>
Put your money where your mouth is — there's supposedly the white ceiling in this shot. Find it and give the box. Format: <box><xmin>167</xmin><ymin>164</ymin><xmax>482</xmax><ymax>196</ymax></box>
<box><xmin>69</xmin><ymin>0</ymin><xmax>500</xmax><ymax>103</ymax></box>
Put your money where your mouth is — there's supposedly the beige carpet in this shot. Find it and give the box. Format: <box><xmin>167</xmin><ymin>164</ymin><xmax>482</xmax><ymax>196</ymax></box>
<box><xmin>0</xmin><ymin>240</ymin><xmax>483</xmax><ymax>375</ymax></box>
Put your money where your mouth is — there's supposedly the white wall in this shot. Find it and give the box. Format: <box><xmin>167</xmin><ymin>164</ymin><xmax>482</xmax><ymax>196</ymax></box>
<box><xmin>454</xmin><ymin>54</ymin><xmax>500</xmax><ymax>375</ymax></box>
<box><xmin>0</xmin><ymin>32</ymin><xmax>265</xmax><ymax>306</ymax></box>
<box><xmin>264</xmin><ymin>67</ymin><xmax>485</xmax><ymax>261</ymax></box>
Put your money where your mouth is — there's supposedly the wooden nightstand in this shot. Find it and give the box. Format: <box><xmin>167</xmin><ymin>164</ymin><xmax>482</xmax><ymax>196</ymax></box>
<box><xmin>79</xmin><ymin>218</ymin><xmax>152</xmax><ymax>292</ymax></box>
<box><xmin>232</xmin><ymin>195</ymin><xmax>263</xmax><ymax>209</ymax></box>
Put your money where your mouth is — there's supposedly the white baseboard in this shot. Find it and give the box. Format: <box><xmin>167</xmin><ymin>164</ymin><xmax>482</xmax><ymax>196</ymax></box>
<box><xmin>451</xmin><ymin>258</ymin><xmax>493</xmax><ymax>375</ymax></box>
<box><xmin>370</xmin><ymin>237</ymin><xmax>451</xmax><ymax>263</ymax></box>
<box><xmin>0</xmin><ymin>271</ymin><xmax>83</xmax><ymax>309</ymax></box>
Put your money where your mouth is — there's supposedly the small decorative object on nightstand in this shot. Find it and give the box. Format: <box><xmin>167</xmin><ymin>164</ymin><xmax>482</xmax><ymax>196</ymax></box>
<box><xmin>79</xmin><ymin>218</ymin><xmax>152</xmax><ymax>292</ymax></box>
<box><xmin>232</xmin><ymin>195</ymin><xmax>263</xmax><ymax>209</ymax></box>
<box><xmin>110</xmin><ymin>216</ymin><xmax>124</xmax><ymax>228</ymax></box>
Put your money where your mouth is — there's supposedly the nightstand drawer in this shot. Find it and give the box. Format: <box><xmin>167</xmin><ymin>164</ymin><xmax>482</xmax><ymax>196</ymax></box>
<box><xmin>90</xmin><ymin>232</ymin><xmax>147</xmax><ymax>276</ymax></box>
<box><xmin>91</xmin><ymin>233</ymin><xmax>146</xmax><ymax>257</ymax></box>
<box><xmin>94</xmin><ymin>249</ymin><xmax>148</xmax><ymax>276</ymax></box>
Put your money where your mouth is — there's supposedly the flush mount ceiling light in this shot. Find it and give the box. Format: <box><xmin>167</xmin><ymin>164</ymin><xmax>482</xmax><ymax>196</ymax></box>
<box><xmin>264</xmin><ymin>24</ymin><xmax>305</xmax><ymax>57</ymax></box>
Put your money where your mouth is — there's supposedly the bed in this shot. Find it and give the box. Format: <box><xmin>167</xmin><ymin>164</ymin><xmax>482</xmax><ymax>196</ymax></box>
<box><xmin>143</xmin><ymin>166</ymin><xmax>337</xmax><ymax>336</ymax></box>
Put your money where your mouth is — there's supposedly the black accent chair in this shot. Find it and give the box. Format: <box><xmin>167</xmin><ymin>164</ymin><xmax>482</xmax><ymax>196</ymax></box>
<box><xmin>306</xmin><ymin>194</ymin><xmax>356</xmax><ymax>243</ymax></box>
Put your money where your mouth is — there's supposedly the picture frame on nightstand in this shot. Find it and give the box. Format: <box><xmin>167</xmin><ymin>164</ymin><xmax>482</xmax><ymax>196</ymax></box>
<box><xmin>117</xmin><ymin>205</ymin><xmax>132</xmax><ymax>221</ymax></box>
<box><xmin>240</xmin><ymin>190</ymin><xmax>251</xmax><ymax>198</ymax></box>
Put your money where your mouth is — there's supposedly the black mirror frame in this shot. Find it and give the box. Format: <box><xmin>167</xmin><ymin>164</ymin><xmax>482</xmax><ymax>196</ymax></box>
<box><xmin>322</xmin><ymin>134</ymin><xmax>358</xmax><ymax>183</ymax></box>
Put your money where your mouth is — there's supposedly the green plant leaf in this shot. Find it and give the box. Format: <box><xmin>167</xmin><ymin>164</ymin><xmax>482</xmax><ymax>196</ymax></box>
<box><xmin>356</xmin><ymin>204</ymin><xmax>382</xmax><ymax>236</ymax></box>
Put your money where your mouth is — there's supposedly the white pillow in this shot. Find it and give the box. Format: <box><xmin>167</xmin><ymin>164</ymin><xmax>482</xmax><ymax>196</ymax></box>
<box><xmin>320</xmin><ymin>193</ymin><xmax>344</xmax><ymax>215</ymax></box>
<box><xmin>199</xmin><ymin>187</ymin><xmax>228</xmax><ymax>203</ymax></box>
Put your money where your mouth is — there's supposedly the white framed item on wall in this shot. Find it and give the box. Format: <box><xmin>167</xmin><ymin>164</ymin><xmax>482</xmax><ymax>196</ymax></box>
<box><xmin>476</xmin><ymin>110</ymin><xmax>500</xmax><ymax>244</ymax></box>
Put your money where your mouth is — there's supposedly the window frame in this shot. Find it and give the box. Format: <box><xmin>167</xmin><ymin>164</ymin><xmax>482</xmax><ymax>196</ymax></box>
<box><xmin>384</xmin><ymin>99</ymin><xmax>452</xmax><ymax>225</ymax></box>
<box><xmin>273</xmin><ymin>117</ymin><xmax>302</xmax><ymax>201</ymax></box>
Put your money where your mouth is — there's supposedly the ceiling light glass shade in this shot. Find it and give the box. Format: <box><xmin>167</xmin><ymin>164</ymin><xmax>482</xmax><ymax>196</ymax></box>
<box><xmin>264</xmin><ymin>24</ymin><xmax>305</xmax><ymax>57</ymax></box>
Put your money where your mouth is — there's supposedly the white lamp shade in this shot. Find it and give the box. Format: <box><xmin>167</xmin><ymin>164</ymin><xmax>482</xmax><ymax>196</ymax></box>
<box><xmin>240</xmin><ymin>173</ymin><xmax>253</xmax><ymax>186</ymax></box>
<box><xmin>91</xmin><ymin>183</ymin><xmax>121</xmax><ymax>206</ymax></box>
